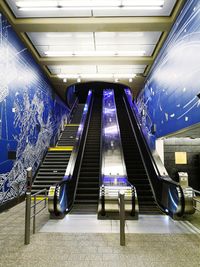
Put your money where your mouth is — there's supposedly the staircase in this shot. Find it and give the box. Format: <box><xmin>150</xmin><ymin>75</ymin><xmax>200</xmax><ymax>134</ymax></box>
<box><xmin>115</xmin><ymin>95</ymin><xmax>161</xmax><ymax>214</ymax></box>
<box><xmin>72</xmin><ymin>95</ymin><xmax>102</xmax><ymax>214</ymax></box>
<box><xmin>70</xmin><ymin>104</ymin><xmax>85</xmax><ymax>124</ymax></box>
<box><xmin>31</xmin><ymin>104</ymin><xmax>84</xmax><ymax>196</ymax></box>
<box><xmin>31</xmin><ymin>150</ymin><xmax>72</xmax><ymax>195</ymax></box>
<box><xmin>57</xmin><ymin>125</ymin><xmax>78</xmax><ymax>147</ymax></box>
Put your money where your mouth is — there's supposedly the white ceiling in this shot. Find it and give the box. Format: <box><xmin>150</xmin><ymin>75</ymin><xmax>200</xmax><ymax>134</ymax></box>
<box><xmin>7</xmin><ymin>0</ymin><xmax>177</xmax><ymax>18</ymax></box>
<box><xmin>27</xmin><ymin>31</ymin><xmax>162</xmax><ymax>58</ymax></box>
<box><xmin>48</xmin><ymin>65</ymin><xmax>146</xmax><ymax>75</ymax></box>
<box><xmin>2</xmin><ymin>0</ymin><xmax>182</xmax><ymax>97</ymax></box>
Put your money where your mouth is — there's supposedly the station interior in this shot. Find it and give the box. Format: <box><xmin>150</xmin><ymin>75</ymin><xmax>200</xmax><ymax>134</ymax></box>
<box><xmin>0</xmin><ymin>1</ymin><xmax>200</xmax><ymax>267</ymax></box>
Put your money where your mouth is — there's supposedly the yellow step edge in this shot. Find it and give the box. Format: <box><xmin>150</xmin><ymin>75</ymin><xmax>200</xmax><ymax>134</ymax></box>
<box><xmin>48</xmin><ymin>146</ymin><xmax>73</xmax><ymax>151</ymax></box>
<box><xmin>31</xmin><ymin>197</ymin><xmax>48</xmax><ymax>201</ymax></box>
<box><xmin>64</xmin><ymin>124</ymin><xmax>79</xmax><ymax>127</ymax></box>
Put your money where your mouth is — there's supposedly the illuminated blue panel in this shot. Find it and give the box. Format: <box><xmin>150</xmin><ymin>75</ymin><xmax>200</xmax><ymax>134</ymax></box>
<box><xmin>135</xmin><ymin>0</ymin><xmax>200</xmax><ymax>148</ymax></box>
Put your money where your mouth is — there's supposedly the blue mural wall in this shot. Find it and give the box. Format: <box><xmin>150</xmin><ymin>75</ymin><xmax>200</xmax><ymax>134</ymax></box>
<box><xmin>0</xmin><ymin>14</ymin><xmax>69</xmax><ymax>205</ymax></box>
<box><xmin>135</xmin><ymin>0</ymin><xmax>200</xmax><ymax>148</ymax></box>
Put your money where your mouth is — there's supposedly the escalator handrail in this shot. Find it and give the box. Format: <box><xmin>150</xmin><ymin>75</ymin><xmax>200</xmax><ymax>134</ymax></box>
<box><xmin>53</xmin><ymin>91</ymin><xmax>93</xmax><ymax>214</ymax></box>
<box><xmin>67</xmin><ymin>93</ymin><xmax>94</xmax><ymax>206</ymax></box>
<box><xmin>124</xmin><ymin>92</ymin><xmax>178</xmax><ymax>183</ymax></box>
<box><xmin>99</xmin><ymin>91</ymin><xmax>103</xmax><ymax>187</ymax></box>
<box><xmin>123</xmin><ymin>90</ymin><xmax>185</xmax><ymax>216</ymax></box>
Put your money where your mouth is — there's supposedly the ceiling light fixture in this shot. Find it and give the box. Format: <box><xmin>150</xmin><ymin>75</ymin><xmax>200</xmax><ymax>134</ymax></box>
<box><xmin>57</xmin><ymin>73</ymin><xmax>136</xmax><ymax>79</ymax></box>
<box><xmin>16</xmin><ymin>0</ymin><xmax>164</xmax><ymax>10</ymax></box>
<box><xmin>46</xmin><ymin>33</ymin><xmax>73</xmax><ymax>38</ymax></box>
<box><xmin>44</xmin><ymin>50</ymin><xmax>146</xmax><ymax>57</ymax></box>
<box><xmin>46</xmin><ymin>33</ymin><xmax>92</xmax><ymax>38</ymax></box>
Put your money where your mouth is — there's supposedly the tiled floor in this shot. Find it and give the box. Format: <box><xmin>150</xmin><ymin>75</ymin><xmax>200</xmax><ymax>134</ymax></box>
<box><xmin>40</xmin><ymin>214</ymin><xmax>200</xmax><ymax>234</ymax></box>
<box><xmin>0</xmin><ymin>201</ymin><xmax>200</xmax><ymax>267</ymax></box>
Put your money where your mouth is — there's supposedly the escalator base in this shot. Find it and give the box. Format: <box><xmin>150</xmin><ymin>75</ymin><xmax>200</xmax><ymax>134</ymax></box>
<box><xmin>70</xmin><ymin>204</ymin><xmax>97</xmax><ymax>214</ymax></box>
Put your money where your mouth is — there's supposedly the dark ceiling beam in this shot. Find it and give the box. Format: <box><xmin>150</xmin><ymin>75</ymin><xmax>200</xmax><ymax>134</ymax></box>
<box><xmin>14</xmin><ymin>17</ymin><xmax>171</xmax><ymax>33</ymax></box>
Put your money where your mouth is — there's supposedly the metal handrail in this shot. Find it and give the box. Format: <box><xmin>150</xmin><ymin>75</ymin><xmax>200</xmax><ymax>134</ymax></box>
<box><xmin>118</xmin><ymin>191</ymin><xmax>125</xmax><ymax>246</ymax></box>
<box><xmin>123</xmin><ymin>89</ymin><xmax>185</xmax><ymax>217</ymax></box>
<box><xmin>193</xmin><ymin>189</ymin><xmax>200</xmax><ymax>212</ymax></box>
<box><xmin>50</xmin><ymin>91</ymin><xmax>93</xmax><ymax>216</ymax></box>
<box><xmin>32</xmin><ymin>190</ymin><xmax>47</xmax><ymax>235</ymax></box>
<box><xmin>25</xmin><ymin>169</ymin><xmax>47</xmax><ymax>245</ymax></box>
<box><xmin>68</xmin><ymin>97</ymin><xmax>78</xmax><ymax>123</ymax></box>
<box><xmin>31</xmin><ymin>188</ymin><xmax>47</xmax><ymax>196</ymax></box>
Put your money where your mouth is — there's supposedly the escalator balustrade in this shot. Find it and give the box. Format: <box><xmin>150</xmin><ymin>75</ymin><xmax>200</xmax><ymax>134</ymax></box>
<box><xmin>115</xmin><ymin>95</ymin><xmax>161</xmax><ymax>214</ymax></box>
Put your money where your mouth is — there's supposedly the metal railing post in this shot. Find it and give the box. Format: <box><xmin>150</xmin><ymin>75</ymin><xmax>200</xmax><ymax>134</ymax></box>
<box><xmin>119</xmin><ymin>191</ymin><xmax>125</xmax><ymax>246</ymax></box>
<box><xmin>33</xmin><ymin>195</ymin><xmax>36</xmax><ymax>234</ymax></box>
<box><xmin>24</xmin><ymin>192</ymin><xmax>31</xmax><ymax>245</ymax></box>
<box><xmin>45</xmin><ymin>189</ymin><xmax>47</xmax><ymax>207</ymax></box>
<box><xmin>24</xmin><ymin>187</ymin><xmax>48</xmax><ymax>245</ymax></box>
<box><xmin>24</xmin><ymin>167</ymin><xmax>32</xmax><ymax>245</ymax></box>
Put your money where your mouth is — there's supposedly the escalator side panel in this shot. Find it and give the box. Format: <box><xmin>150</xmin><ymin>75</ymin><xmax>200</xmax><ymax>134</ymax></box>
<box><xmin>115</xmin><ymin>95</ymin><xmax>161</xmax><ymax>214</ymax></box>
<box><xmin>72</xmin><ymin>95</ymin><xmax>102</xmax><ymax>214</ymax></box>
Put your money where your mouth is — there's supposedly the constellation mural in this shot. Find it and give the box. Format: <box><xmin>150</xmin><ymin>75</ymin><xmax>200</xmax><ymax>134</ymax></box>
<box><xmin>0</xmin><ymin>14</ymin><xmax>69</xmax><ymax>205</ymax></box>
<box><xmin>136</xmin><ymin>0</ymin><xmax>200</xmax><ymax>147</ymax></box>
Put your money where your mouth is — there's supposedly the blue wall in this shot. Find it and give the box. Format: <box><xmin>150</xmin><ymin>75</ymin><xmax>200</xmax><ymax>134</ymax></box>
<box><xmin>0</xmin><ymin>14</ymin><xmax>69</xmax><ymax>205</ymax></box>
<box><xmin>135</xmin><ymin>0</ymin><xmax>200</xmax><ymax>148</ymax></box>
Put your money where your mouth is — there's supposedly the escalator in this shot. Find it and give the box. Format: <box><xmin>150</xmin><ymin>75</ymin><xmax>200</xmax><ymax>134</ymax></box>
<box><xmin>71</xmin><ymin>94</ymin><xmax>102</xmax><ymax>214</ymax></box>
<box><xmin>115</xmin><ymin>95</ymin><xmax>161</xmax><ymax>214</ymax></box>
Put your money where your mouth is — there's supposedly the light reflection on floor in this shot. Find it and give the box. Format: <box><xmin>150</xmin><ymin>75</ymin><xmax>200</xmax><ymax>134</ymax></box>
<box><xmin>40</xmin><ymin>215</ymin><xmax>200</xmax><ymax>234</ymax></box>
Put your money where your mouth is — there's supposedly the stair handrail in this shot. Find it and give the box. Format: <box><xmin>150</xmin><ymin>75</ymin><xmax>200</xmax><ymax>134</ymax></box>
<box><xmin>123</xmin><ymin>89</ymin><xmax>185</xmax><ymax>217</ymax></box>
<box><xmin>68</xmin><ymin>97</ymin><xmax>79</xmax><ymax>123</ymax></box>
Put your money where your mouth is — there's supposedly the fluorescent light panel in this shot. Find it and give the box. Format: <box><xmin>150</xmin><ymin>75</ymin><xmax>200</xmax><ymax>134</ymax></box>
<box><xmin>57</xmin><ymin>73</ymin><xmax>136</xmax><ymax>79</ymax></box>
<box><xmin>18</xmin><ymin>7</ymin><xmax>163</xmax><ymax>11</ymax></box>
<box><xmin>16</xmin><ymin>0</ymin><xmax>165</xmax><ymax>10</ymax></box>
<box><xmin>45</xmin><ymin>32</ymin><xmax>144</xmax><ymax>38</ymax></box>
<box><xmin>44</xmin><ymin>50</ymin><xmax>146</xmax><ymax>57</ymax></box>
<box><xmin>46</xmin><ymin>33</ymin><xmax>93</xmax><ymax>38</ymax></box>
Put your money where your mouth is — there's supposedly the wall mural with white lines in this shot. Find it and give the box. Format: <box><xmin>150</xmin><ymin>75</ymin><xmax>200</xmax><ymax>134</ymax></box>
<box><xmin>135</xmin><ymin>0</ymin><xmax>200</xmax><ymax>148</ymax></box>
<box><xmin>0</xmin><ymin>14</ymin><xmax>69</xmax><ymax>206</ymax></box>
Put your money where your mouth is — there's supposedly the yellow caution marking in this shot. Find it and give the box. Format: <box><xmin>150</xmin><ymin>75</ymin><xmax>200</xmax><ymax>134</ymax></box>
<box><xmin>31</xmin><ymin>197</ymin><xmax>48</xmax><ymax>201</ymax></box>
<box><xmin>48</xmin><ymin>146</ymin><xmax>73</xmax><ymax>151</ymax></box>
<box><xmin>64</xmin><ymin>124</ymin><xmax>79</xmax><ymax>127</ymax></box>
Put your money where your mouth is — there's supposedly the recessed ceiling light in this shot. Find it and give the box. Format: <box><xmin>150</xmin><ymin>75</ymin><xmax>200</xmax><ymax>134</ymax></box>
<box><xmin>16</xmin><ymin>0</ymin><xmax>164</xmax><ymax>10</ymax></box>
<box><xmin>46</xmin><ymin>33</ymin><xmax>92</xmax><ymax>38</ymax></box>
<box><xmin>16</xmin><ymin>1</ymin><xmax>58</xmax><ymax>8</ymax></box>
<box><xmin>57</xmin><ymin>73</ymin><xmax>136</xmax><ymax>79</ymax></box>
<box><xmin>47</xmin><ymin>33</ymin><xmax>73</xmax><ymax>38</ymax></box>
<box><xmin>44</xmin><ymin>50</ymin><xmax>146</xmax><ymax>57</ymax></box>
